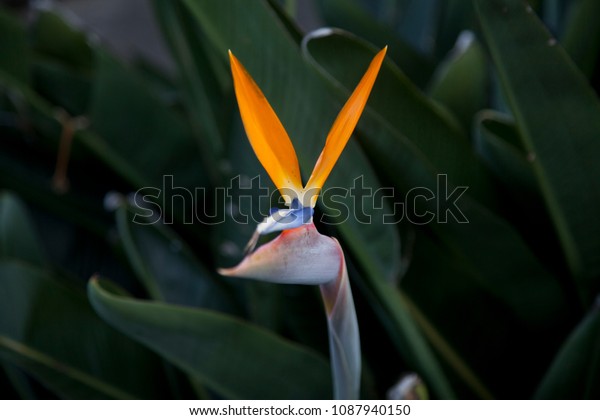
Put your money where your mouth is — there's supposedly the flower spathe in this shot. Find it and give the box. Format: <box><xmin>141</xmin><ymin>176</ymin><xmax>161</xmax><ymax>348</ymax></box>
<box><xmin>219</xmin><ymin>223</ymin><xmax>341</xmax><ymax>285</ymax></box>
<box><xmin>221</xmin><ymin>47</ymin><xmax>386</xmax><ymax>399</ymax></box>
<box><xmin>220</xmin><ymin>223</ymin><xmax>361</xmax><ymax>399</ymax></box>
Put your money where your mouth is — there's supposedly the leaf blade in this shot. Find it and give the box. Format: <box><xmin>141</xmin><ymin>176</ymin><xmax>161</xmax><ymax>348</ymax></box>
<box><xmin>475</xmin><ymin>0</ymin><xmax>600</xmax><ymax>302</ymax></box>
<box><xmin>0</xmin><ymin>261</ymin><xmax>166</xmax><ymax>399</ymax></box>
<box><xmin>88</xmin><ymin>277</ymin><xmax>332</xmax><ymax>399</ymax></box>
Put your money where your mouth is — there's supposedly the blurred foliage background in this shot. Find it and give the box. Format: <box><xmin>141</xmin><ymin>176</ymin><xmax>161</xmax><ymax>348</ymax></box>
<box><xmin>1</xmin><ymin>0</ymin><xmax>600</xmax><ymax>399</ymax></box>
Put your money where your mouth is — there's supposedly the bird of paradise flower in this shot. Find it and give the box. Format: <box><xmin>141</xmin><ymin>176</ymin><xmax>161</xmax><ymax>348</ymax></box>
<box><xmin>220</xmin><ymin>46</ymin><xmax>387</xmax><ymax>400</ymax></box>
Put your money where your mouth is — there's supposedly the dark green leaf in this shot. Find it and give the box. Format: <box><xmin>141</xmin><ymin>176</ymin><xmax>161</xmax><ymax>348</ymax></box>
<box><xmin>428</xmin><ymin>33</ymin><xmax>488</xmax><ymax>130</ymax></box>
<box><xmin>535</xmin><ymin>299</ymin><xmax>600</xmax><ymax>398</ymax></box>
<box><xmin>33</xmin><ymin>59</ymin><xmax>91</xmax><ymax>116</ymax></box>
<box><xmin>88</xmin><ymin>277</ymin><xmax>332</xmax><ymax>399</ymax></box>
<box><xmin>0</xmin><ymin>8</ymin><xmax>31</xmax><ymax>85</ymax></box>
<box><xmin>116</xmin><ymin>204</ymin><xmax>238</xmax><ymax>313</ymax></box>
<box><xmin>151</xmin><ymin>0</ymin><xmax>227</xmax><ymax>174</ymax></box>
<box><xmin>402</xmin><ymin>229</ymin><xmax>565</xmax><ymax>398</ymax></box>
<box><xmin>390</xmin><ymin>0</ymin><xmax>438</xmax><ymax>58</ymax></box>
<box><xmin>302</xmin><ymin>30</ymin><xmax>495</xmax><ymax>204</ymax></box>
<box><xmin>0</xmin><ymin>335</ymin><xmax>133</xmax><ymax>399</ymax></box>
<box><xmin>0</xmin><ymin>261</ymin><xmax>166</xmax><ymax>399</ymax></box>
<box><xmin>0</xmin><ymin>362</ymin><xmax>36</xmax><ymax>399</ymax></box>
<box><xmin>474</xmin><ymin>111</ymin><xmax>568</xmax><ymax>277</ymax></box>
<box><xmin>561</xmin><ymin>0</ymin><xmax>600</xmax><ymax>78</ymax></box>
<box><xmin>301</xmin><ymin>32</ymin><xmax>561</xmax><ymax>321</ymax></box>
<box><xmin>435</xmin><ymin>0</ymin><xmax>476</xmax><ymax>58</ymax></box>
<box><xmin>474</xmin><ymin>110</ymin><xmax>536</xmax><ymax>193</ymax></box>
<box><xmin>30</xmin><ymin>10</ymin><xmax>93</xmax><ymax>71</ymax></box>
<box><xmin>316</xmin><ymin>0</ymin><xmax>434</xmax><ymax>87</ymax></box>
<box><xmin>379</xmin><ymin>223</ymin><xmax>506</xmax><ymax>399</ymax></box>
<box><xmin>541</xmin><ymin>0</ymin><xmax>567</xmax><ymax>36</ymax></box>
<box><xmin>475</xmin><ymin>0</ymin><xmax>600</xmax><ymax>303</ymax></box>
<box><xmin>356</xmin><ymin>114</ymin><xmax>567</xmax><ymax>327</ymax></box>
<box><xmin>89</xmin><ymin>52</ymin><xmax>206</xmax><ymax>190</ymax></box>
<box><xmin>0</xmin><ymin>131</ymin><xmax>113</xmax><ymax>237</ymax></box>
<box><xmin>360</xmin><ymin>275</ymin><xmax>455</xmax><ymax>398</ymax></box>
<box><xmin>266</xmin><ymin>0</ymin><xmax>303</xmax><ymax>44</ymax></box>
<box><xmin>0</xmin><ymin>192</ymin><xmax>46</xmax><ymax>265</ymax></box>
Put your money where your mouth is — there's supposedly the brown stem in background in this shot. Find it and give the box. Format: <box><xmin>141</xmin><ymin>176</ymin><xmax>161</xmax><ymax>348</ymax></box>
<box><xmin>52</xmin><ymin>110</ymin><xmax>89</xmax><ymax>194</ymax></box>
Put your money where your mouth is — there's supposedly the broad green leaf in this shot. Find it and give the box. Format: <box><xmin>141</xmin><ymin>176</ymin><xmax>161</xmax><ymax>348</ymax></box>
<box><xmin>535</xmin><ymin>299</ymin><xmax>600</xmax><ymax>399</ymax></box>
<box><xmin>473</xmin><ymin>111</ymin><xmax>568</xmax><ymax>275</ymax></box>
<box><xmin>116</xmin><ymin>204</ymin><xmax>238</xmax><ymax>313</ymax></box>
<box><xmin>0</xmin><ymin>335</ymin><xmax>133</xmax><ymax>399</ymax></box>
<box><xmin>402</xmin><ymin>229</ymin><xmax>566</xmax><ymax>398</ymax></box>
<box><xmin>89</xmin><ymin>52</ymin><xmax>206</xmax><ymax>190</ymax></box>
<box><xmin>360</xmin><ymin>273</ymin><xmax>455</xmax><ymax>398</ymax></box>
<box><xmin>428</xmin><ymin>33</ymin><xmax>488</xmax><ymax>130</ymax></box>
<box><xmin>0</xmin><ymin>261</ymin><xmax>166</xmax><ymax>399</ymax></box>
<box><xmin>0</xmin><ymin>192</ymin><xmax>46</xmax><ymax>265</ymax></box>
<box><xmin>401</xmin><ymin>291</ymin><xmax>493</xmax><ymax>399</ymax></box>
<box><xmin>475</xmin><ymin>0</ymin><xmax>600</xmax><ymax>302</ymax></box>
<box><xmin>316</xmin><ymin>0</ymin><xmax>434</xmax><ymax>87</ymax></box>
<box><xmin>0</xmin><ymin>9</ymin><xmax>31</xmax><ymax>85</ymax></box>
<box><xmin>88</xmin><ymin>277</ymin><xmax>332</xmax><ymax>399</ymax></box>
<box><xmin>361</xmin><ymin>248</ymin><xmax>466</xmax><ymax>400</ymax></box>
<box><xmin>151</xmin><ymin>0</ymin><xmax>227</xmax><ymax>172</ymax></box>
<box><xmin>0</xmin><ymin>193</ymin><xmax>43</xmax><ymax>399</ymax></box>
<box><xmin>354</xmin><ymin>111</ymin><xmax>567</xmax><ymax>326</ymax></box>
<box><xmin>561</xmin><ymin>0</ymin><xmax>600</xmax><ymax>78</ymax></box>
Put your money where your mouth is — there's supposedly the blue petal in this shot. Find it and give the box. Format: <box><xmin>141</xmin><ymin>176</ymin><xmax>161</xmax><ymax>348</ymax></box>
<box><xmin>257</xmin><ymin>206</ymin><xmax>314</xmax><ymax>235</ymax></box>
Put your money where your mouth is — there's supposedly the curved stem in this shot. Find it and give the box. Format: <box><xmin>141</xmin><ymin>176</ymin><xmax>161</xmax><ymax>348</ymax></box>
<box><xmin>320</xmin><ymin>250</ymin><xmax>361</xmax><ymax>399</ymax></box>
